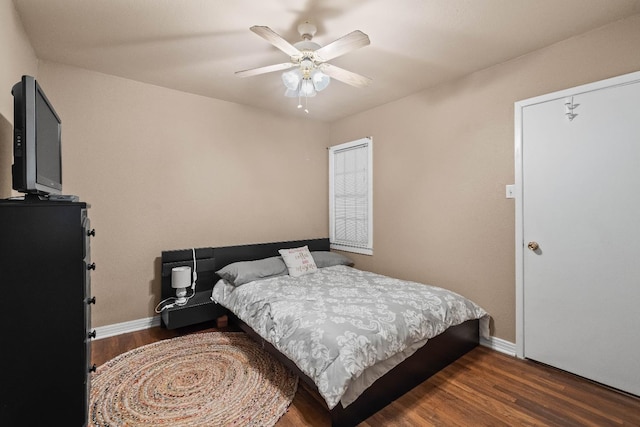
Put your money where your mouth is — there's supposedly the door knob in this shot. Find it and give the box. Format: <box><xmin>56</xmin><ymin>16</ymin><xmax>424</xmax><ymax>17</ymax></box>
<box><xmin>527</xmin><ymin>241</ymin><xmax>539</xmax><ymax>251</ymax></box>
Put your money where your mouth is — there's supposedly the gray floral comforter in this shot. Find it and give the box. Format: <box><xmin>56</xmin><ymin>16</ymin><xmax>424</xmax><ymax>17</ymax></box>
<box><xmin>211</xmin><ymin>265</ymin><xmax>488</xmax><ymax>409</ymax></box>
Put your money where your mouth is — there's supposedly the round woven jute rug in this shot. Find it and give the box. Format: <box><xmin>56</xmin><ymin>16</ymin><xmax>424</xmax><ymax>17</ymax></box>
<box><xmin>89</xmin><ymin>332</ymin><xmax>298</xmax><ymax>426</ymax></box>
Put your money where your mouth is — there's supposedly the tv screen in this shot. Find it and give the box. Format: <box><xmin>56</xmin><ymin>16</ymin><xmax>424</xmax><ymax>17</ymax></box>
<box><xmin>11</xmin><ymin>75</ymin><xmax>62</xmax><ymax>196</ymax></box>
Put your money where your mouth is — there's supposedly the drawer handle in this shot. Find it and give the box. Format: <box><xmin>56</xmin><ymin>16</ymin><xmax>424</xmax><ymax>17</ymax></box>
<box><xmin>88</xmin><ymin>330</ymin><xmax>97</xmax><ymax>339</ymax></box>
<box><xmin>87</xmin><ymin>263</ymin><xmax>96</xmax><ymax>271</ymax></box>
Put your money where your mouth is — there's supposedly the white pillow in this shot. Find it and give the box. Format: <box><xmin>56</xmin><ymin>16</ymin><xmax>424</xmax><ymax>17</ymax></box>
<box><xmin>278</xmin><ymin>246</ymin><xmax>318</xmax><ymax>277</ymax></box>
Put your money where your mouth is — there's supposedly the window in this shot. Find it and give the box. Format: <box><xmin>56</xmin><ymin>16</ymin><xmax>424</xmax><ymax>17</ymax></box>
<box><xmin>329</xmin><ymin>137</ymin><xmax>373</xmax><ymax>255</ymax></box>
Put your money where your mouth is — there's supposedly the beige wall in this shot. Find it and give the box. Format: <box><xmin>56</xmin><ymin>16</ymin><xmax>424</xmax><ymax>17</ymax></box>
<box><xmin>0</xmin><ymin>0</ymin><xmax>38</xmax><ymax>197</ymax></box>
<box><xmin>4</xmin><ymin>7</ymin><xmax>640</xmax><ymax>340</ymax></box>
<box><xmin>36</xmin><ymin>62</ymin><xmax>329</xmax><ymax>327</ymax></box>
<box><xmin>330</xmin><ymin>14</ymin><xmax>640</xmax><ymax>342</ymax></box>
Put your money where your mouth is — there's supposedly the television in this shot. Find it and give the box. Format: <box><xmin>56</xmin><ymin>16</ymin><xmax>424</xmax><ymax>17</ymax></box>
<box><xmin>11</xmin><ymin>75</ymin><xmax>62</xmax><ymax>197</ymax></box>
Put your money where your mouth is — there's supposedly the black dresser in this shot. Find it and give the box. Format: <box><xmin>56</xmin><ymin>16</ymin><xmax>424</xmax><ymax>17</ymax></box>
<box><xmin>0</xmin><ymin>198</ymin><xmax>95</xmax><ymax>426</ymax></box>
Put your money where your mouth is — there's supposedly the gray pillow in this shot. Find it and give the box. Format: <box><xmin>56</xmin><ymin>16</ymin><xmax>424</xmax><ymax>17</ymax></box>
<box><xmin>311</xmin><ymin>251</ymin><xmax>354</xmax><ymax>268</ymax></box>
<box><xmin>216</xmin><ymin>256</ymin><xmax>287</xmax><ymax>286</ymax></box>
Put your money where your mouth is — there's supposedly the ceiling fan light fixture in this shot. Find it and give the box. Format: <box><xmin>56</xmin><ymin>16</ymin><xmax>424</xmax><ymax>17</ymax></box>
<box><xmin>311</xmin><ymin>69</ymin><xmax>330</xmax><ymax>91</ymax></box>
<box><xmin>300</xmin><ymin>79</ymin><xmax>317</xmax><ymax>97</ymax></box>
<box><xmin>282</xmin><ymin>69</ymin><xmax>302</xmax><ymax>90</ymax></box>
<box><xmin>238</xmin><ymin>22</ymin><xmax>371</xmax><ymax>112</ymax></box>
<box><xmin>284</xmin><ymin>88</ymin><xmax>300</xmax><ymax>98</ymax></box>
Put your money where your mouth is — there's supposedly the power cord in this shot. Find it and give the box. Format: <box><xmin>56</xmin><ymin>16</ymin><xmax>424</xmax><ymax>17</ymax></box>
<box><xmin>155</xmin><ymin>248</ymin><xmax>198</xmax><ymax>313</ymax></box>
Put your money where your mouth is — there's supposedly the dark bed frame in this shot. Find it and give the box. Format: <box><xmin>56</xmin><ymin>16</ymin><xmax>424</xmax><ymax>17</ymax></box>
<box><xmin>161</xmin><ymin>238</ymin><xmax>479</xmax><ymax>427</ymax></box>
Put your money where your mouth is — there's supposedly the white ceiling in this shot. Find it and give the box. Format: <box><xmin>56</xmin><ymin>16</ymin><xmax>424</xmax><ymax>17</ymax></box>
<box><xmin>13</xmin><ymin>0</ymin><xmax>640</xmax><ymax>122</ymax></box>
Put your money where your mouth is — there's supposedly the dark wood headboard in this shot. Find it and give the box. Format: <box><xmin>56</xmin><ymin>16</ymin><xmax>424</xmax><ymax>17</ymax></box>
<box><xmin>160</xmin><ymin>237</ymin><xmax>330</xmax><ymax>299</ymax></box>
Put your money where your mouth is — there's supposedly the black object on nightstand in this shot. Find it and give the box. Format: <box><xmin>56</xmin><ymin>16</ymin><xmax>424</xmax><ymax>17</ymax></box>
<box><xmin>160</xmin><ymin>248</ymin><xmax>226</xmax><ymax>329</ymax></box>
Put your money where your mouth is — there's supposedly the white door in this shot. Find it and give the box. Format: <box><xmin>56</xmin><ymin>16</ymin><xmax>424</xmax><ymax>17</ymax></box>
<box><xmin>516</xmin><ymin>71</ymin><xmax>640</xmax><ymax>396</ymax></box>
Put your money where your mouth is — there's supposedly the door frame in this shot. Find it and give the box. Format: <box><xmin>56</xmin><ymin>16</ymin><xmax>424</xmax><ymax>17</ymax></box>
<box><xmin>514</xmin><ymin>70</ymin><xmax>640</xmax><ymax>358</ymax></box>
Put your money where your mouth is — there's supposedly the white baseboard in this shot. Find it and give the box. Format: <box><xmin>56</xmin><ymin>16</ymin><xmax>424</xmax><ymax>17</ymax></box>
<box><xmin>94</xmin><ymin>315</ymin><xmax>517</xmax><ymax>358</ymax></box>
<box><xmin>480</xmin><ymin>335</ymin><xmax>516</xmax><ymax>356</ymax></box>
<box><xmin>93</xmin><ymin>315</ymin><xmax>161</xmax><ymax>340</ymax></box>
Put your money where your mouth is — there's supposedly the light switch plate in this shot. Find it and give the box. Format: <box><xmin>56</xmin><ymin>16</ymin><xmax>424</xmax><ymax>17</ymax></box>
<box><xmin>506</xmin><ymin>184</ymin><xmax>515</xmax><ymax>199</ymax></box>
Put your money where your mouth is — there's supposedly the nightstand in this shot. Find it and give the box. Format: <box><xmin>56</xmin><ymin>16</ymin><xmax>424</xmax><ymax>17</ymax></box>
<box><xmin>160</xmin><ymin>290</ymin><xmax>227</xmax><ymax>329</ymax></box>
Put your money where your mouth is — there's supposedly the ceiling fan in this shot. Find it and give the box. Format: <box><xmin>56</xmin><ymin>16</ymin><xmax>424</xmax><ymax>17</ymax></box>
<box><xmin>235</xmin><ymin>21</ymin><xmax>372</xmax><ymax>111</ymax></box>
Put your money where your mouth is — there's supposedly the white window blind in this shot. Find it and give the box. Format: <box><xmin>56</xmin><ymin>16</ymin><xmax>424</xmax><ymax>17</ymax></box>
<box><xmin>329</xmin><ymin>137</ymin><xmax>373</xmax><ymax>255</ymax></box>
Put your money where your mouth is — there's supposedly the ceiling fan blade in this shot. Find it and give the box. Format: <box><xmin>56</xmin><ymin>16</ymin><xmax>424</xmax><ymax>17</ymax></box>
<box><xmin>321</xmin><ymin>64</ymin><xmax>372</xmax><ymax>88</ymax></box>
<box><xmin>250</xmin><ymin>26</ymin><xmax>301</xmax><ymax>57</ymax></box>
<box><xmin>314</xmin><ymin>30</ymin><xmax>370</xmax><ymax>62</ymax></box>
<box><xmin>235</xmin><ymin>62</ymin><xmax>295</xmax><ymax>78</ymax></box>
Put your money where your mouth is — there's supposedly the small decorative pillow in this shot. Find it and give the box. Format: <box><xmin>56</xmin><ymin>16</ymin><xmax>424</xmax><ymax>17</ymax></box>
<box><xmin>278</xmin><ymin>246</ymin><xmax>318</xmax><ymax>277</ymax></box>
<box><xmin>215</xmin><ymin>256</ymin><xmax>287</xmax><ymax>286</ymax></box>
<box><xmin>311</xmin><ymin>251</ymin><xmax>354</xmax><ymax>268</ymax></box>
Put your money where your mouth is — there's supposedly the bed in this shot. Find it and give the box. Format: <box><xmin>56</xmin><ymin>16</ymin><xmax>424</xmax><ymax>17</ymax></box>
<box><xmin>162</xmin><ymin>238</ymin><xmax>489</xmax><ymax>426</ymax></box>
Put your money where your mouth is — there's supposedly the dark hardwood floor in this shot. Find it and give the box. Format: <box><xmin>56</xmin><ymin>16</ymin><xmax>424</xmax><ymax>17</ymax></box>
<box><xmin>92</xmin><ymin>323</ymin><xmax>640</xmax><ymax>426</ymax></box>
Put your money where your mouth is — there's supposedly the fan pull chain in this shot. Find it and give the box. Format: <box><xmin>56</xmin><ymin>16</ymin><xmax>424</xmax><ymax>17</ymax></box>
<box><xmin>296</xmin><ymin>87</ymin><xmax>310</xmax><ymax>113</ymax></box>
